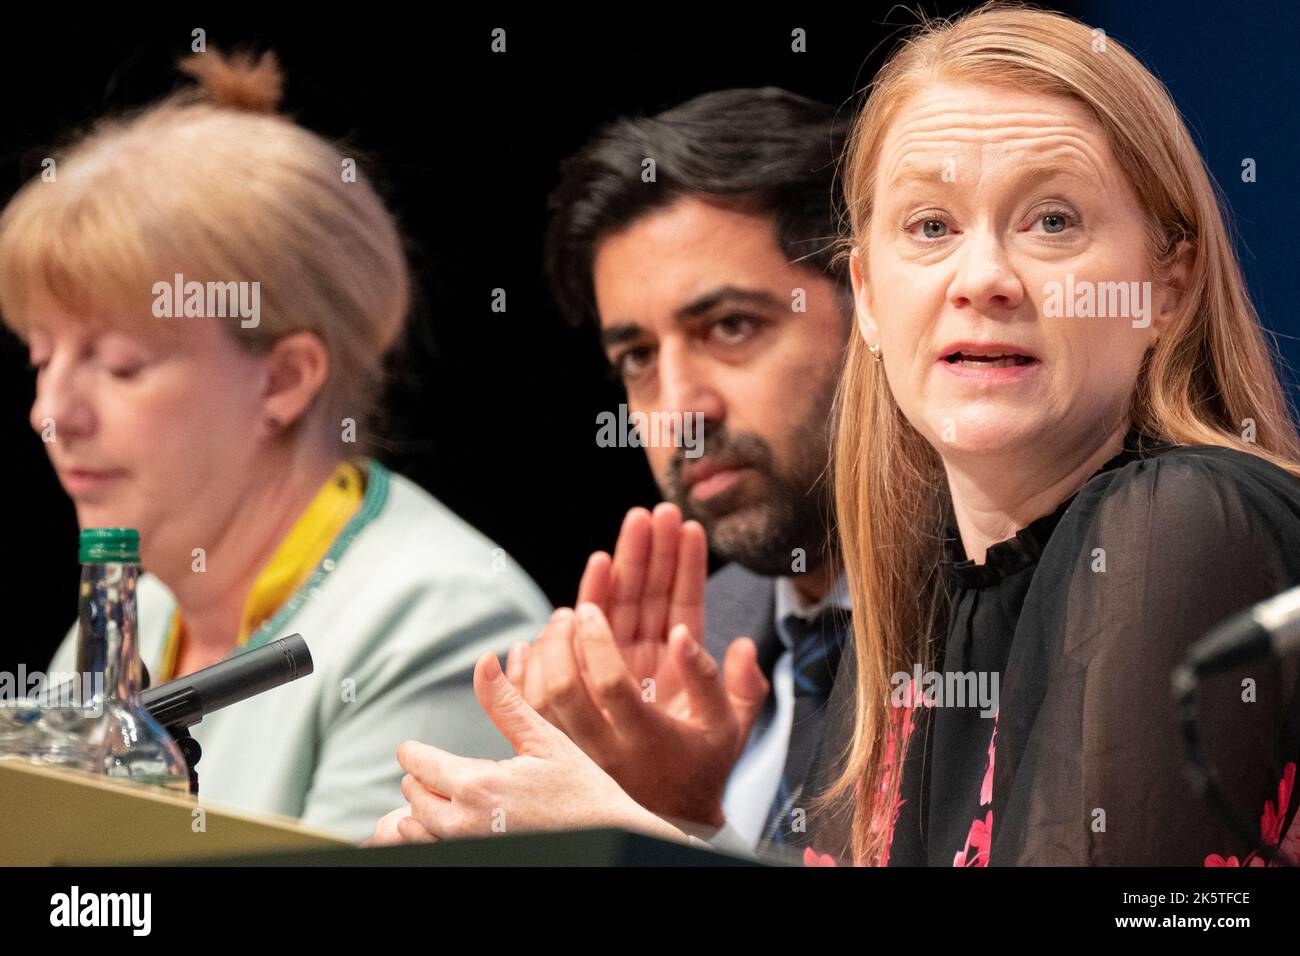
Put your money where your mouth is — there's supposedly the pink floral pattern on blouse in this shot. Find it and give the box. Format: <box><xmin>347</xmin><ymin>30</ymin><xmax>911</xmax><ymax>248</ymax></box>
<box><xmin>802</xmin><ymin>677</ymin><xmax>929</xmax><ymax>867</ymax></box>
<box><xmin>873</xmin><ymin>676</ymin><xmax>930</xmax><ymax>866</ymax></box>
<box><xmin>804</xmin><ymin>738</ymin><xmax>1299</xmax><ymax>867</ymax></box>
<box><xmin>1204</xmin><ymin>762</ymin><xmax>1300</xmax><ymax>867</ymax></box>
<box><xmin>803</xmin><ymin>848</ymin><xmax>838</xmax><ymax>867</ymax></box>
<box><xmin>953</xmin><ymin>713</ymin><xmax>997</xmax><ymax>867</ymax></box>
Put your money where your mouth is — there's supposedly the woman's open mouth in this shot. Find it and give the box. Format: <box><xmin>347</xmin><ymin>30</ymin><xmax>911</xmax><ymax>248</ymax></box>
<box><xmin>937</xmin><ymin>345</ymin><xmax>1040</xmax><ymax>381</ymax></box>
<box><xmin>943</xmin><ymin>351</ymin><xmax>1036</xmax><ymax>368</ymax></box>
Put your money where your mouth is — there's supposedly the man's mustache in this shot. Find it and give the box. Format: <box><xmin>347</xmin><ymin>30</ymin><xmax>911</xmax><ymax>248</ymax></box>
<box><xmin>666</xmin><ymin>429</ymin><xmax>775</xmax><ymax>493</ymax></box>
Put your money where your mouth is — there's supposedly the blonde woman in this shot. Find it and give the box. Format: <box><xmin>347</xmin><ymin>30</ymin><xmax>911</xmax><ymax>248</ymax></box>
<box><xmin>371</xmin><ymin>5</ymin><xmax>1300</xmax><ymax>867</ymax></box>
<box><xmin>1</xmin><ymin>49</ymin><xmax>550</xmax><ymax>841</ymax></box>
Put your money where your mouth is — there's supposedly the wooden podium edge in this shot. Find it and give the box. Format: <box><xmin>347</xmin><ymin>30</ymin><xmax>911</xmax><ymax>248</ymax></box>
<box><xmin>0</xmin><ymin>758</ymin><xmax>351</xmax><ymax>866</ymax></box>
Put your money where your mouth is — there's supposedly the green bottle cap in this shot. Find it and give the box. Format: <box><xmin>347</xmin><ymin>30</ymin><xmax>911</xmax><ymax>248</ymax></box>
<box><xmin>79</xmin><ymin>528</ymin><xmax>141</xmax><ymax>563</ymax></box>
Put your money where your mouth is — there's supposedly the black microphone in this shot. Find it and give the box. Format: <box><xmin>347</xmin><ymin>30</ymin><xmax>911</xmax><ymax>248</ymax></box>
<box><xmin>1179</xmin><ymin>584</ymin><xmax>1300</xmax><ymax>680</ymax></box>
<box><xmin>142</xmin><ymin>633</ymin><xmax>313</xmax><ymax>731</ymax></box>
<box><xmin>1173</xmin><ymin>586</ymin><xmax>1300</xmax><ymax>866</ymax></box>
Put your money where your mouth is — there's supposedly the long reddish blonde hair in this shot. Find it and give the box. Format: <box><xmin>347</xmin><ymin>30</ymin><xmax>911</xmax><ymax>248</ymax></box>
<box><xmin>828</xmin><ymin>3</ymin><xmax>1300</xmax><ymax>865</ymax></box>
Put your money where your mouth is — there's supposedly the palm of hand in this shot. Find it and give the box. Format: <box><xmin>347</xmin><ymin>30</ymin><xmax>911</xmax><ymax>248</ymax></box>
<box><xmin>618</xmin><ymin>638</ymin><xmax>688</xmax><ymax>714</ymax></box>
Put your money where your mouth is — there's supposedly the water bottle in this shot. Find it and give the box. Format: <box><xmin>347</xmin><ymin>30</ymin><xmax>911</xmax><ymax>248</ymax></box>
<box><xmin>73</xmin><ymin>528</ymin><xmax>188</xmax><ymax>793</ymax></box>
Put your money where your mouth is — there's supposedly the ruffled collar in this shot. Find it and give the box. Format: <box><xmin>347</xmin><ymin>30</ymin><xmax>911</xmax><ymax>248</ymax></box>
<box><xmin>941</xmin><ymin>430</ymin><xmax>1166</xmax><ymax>589</ymax></box>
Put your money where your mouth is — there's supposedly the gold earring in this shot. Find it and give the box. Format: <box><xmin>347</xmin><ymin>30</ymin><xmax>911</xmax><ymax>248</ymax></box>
<box><xmin>867</xmin><ymin>343</ymin><xmax>883</xmax><ymax>362</ymax></box>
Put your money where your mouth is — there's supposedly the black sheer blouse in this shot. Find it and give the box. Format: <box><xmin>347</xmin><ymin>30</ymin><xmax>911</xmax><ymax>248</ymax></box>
<box><xmin>804</xmin><ymin>433</ymin><xmax>1300</xmax><ymax>866</ymax></box>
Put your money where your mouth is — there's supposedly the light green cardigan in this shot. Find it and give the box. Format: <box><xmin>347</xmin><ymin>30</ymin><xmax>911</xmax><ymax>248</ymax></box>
<box><xmin>49</xmin><ymin>462</ymin><xmax>552</xmax><ymax>842</ymax></box>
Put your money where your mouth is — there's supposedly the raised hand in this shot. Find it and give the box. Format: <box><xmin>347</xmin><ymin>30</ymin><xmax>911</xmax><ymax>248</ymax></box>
<box><xmin>507</xmin><ymin>601</ymin><xmax>767</xmax><ymax>828</ymax></box>
<box><xmin>510</xmin><ymin>502</ymin><xmax>708</xmax><ymax>723</ymax></box>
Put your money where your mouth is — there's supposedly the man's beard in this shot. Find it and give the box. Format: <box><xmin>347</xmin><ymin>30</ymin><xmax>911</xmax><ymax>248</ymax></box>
<box><xmin>664</xmin><ymin>400</ymin><xmax>835</xmax><ymax>578</ymax></box>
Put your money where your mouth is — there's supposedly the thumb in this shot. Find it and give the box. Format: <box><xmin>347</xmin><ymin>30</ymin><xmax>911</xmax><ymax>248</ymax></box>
<box><xmin>473</xmin><ymin>651</ymin><xmax>559</xmax><ymax>755</ymax></box>
<box><xmin>722</xmin><ymin>637</ymin><xmax>770</xmax><ymax>738</ymax></box>
<box><xmin>669</xmin><ymin>623</ymin><xmax>730</xmax><ymax>727</ymax></box>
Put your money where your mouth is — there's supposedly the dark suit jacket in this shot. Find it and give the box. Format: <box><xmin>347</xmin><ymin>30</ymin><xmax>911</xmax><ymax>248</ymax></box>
<box><xmin>704</xmin><ymin>561</ymin><xmax>858</xmax><ymax>862</ymax></box>
<box><xmin>800</xmin><ymin>626</ymin><xmax>858</xmax><ymax>863</ymax></box>
<box><xmin>703</xmin><ymin>562</ymin><xmax>781</xmax><ymax>685</ymax></box>
<box><xmin>702</xmin><ymin>563</ymin><xmax>784</xmax><ymax>820</ymax></box>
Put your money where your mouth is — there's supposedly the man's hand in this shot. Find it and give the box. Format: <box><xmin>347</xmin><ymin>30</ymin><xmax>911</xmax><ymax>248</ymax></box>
<box><xmin>578</xmin><ymin>502</ymin><xmax>707</xmax><ymax>700</ymax></box>
<box><xmin>365</xmin><ymin>652</ymin><xmax>687</xmax><ymax>846</ymax></box>
<box><xmin>507</xmin><ymin>597</ymin><xmax>768</xmax><ymax>829</ymax></box>
<box><xmin>511</xmin><ymin>502</ymin><xmax>708</xmax><ymax>720</ymax></box>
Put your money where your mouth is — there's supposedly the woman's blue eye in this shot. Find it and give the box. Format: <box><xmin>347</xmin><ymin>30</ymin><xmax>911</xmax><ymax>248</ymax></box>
<box><xmin>1042</xmin><ymin>213</ymin><xmax>1068</xmax><ymax>233</ymax></box>
<box><xmin>921</xmin><ymin>219</ymin><xmax>948</xmax><ymax>239</ymax></box>
<box><xmin>1032</xmin><ymin>208</ymin><xmax>1078</xmax><ymax>235</ymax></box>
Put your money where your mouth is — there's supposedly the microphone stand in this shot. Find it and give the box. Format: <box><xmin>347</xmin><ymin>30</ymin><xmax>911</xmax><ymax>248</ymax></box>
<box><xmin>171</xmin><ymin>725</ymin><xmax>203</xmax><ymax>797</ymax></box>
<box><xmin>1173</xmin><ymin>655</ymin><xmax>1297</xmax><ymax>867</ymax></box>
<box><xmin>141</xmin><ymin>661</ymin><xmax>202</xmax><ymax>796</ymax></box>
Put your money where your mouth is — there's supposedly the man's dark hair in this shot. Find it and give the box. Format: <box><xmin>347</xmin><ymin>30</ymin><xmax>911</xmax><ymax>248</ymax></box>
<box><xmin>544</xmin><ymin>87</ymin><xmax>850</xmax><ymax>327</ymax></box>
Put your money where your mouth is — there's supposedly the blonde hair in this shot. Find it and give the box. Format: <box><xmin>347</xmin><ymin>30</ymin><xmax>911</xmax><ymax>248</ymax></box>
<box><xmin>828</xmin><ymin>3</ymin><xmax>1300</xmax><ymax>865</ymax></box>
<box><xmin>0</xmin><ymin>48</ymin><xmax>410</xmax><ymax>448</ymax></box>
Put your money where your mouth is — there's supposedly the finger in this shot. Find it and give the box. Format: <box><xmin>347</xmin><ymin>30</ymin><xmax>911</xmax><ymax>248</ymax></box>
<box><xmin>608</xmin><ymin>507</ymin><xmax>652</xmax><ymax>644</ymax></box>
<box><xmin>365</xmin><ymin>805</ymin><xmax>414</xmax><ymax>847</ymax></box>
<box><xmin>541</xmin><ymin>607</ymin><xmax>616</xmax><ymax>751</ymax></box>
<box><xmin>523</xmin><ymin>609</ymin><xmax>571</xmax><ymax>721</ymax></box>
<box><xmin>505</xmin><ymin>641</ymin><xmax>528</xmax><ymax>694</ymax></box>
<box><xmin>669</xmin><ymin>519</ymin><xmax>708</xmax><ymax>642</ymax></box>
<box><xmin>402</xmin><ymin>773</ymin><xmax>458</xmax><ymax>839</ymax></box>
<box><xmin>637</xmin><ymin>502</ymin><xmax>683</xmax><ymax>645</ymax></box>
<box><xmin>668</xmin><ymin>623</ymin><xmax>729</xmax><ymax>727</ymax></box>
<box><xmin>397</xmin><ymin>815</ymin><xmax>438</xmax><ymax>844</ymax></box>
<box><xmin>396</xmin><ymin>740</ymin><xmax>466</xmax><ymax>799</ymax></box>
<box><xmin>576</xmin><ymin>551</ymin><xmax>612</xmax><ymax>610</ymax></box>
<box><xmin>722</xmin><ymin>636</ymin><xmax>771</xmax><ymax>738</ymax></box>
<box><xmin>573</xmin><ymin>602</ymin><xmax>654</xmax><ymax>730</ymax></box>
<box><xmin>474</xmin><ymin>650</ymin><xmax>562</xmax><ymax>755</ymax></box>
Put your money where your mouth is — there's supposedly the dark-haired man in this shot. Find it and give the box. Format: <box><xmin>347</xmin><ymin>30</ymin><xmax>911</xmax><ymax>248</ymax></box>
<box><xmin>521</xmin><ymin>87</ymin><xmax>856</xmax><ymax>853</ymax></box>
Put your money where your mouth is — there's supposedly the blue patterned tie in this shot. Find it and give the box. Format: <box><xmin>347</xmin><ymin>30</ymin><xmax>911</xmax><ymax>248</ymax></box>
<box><xmin>758</xmin><ymin>608</ymin><xmax>850</xmax><ymax>851</ymax></box>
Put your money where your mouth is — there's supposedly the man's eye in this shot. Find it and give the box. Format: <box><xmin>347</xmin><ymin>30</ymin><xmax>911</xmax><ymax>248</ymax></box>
<box><xmin>108</xmin><ymin>366</ymin><xmax>141</xmax><ymax>380</ymax></box>
<box><xmin>710</xmin><ymin>314</ymin><xmax>758</xmax><ymax>344</ymax></box>
<box><xmin>615</xmin><ymin>347</ymin><xmax>655</xmax><ymax>380</ymax></box>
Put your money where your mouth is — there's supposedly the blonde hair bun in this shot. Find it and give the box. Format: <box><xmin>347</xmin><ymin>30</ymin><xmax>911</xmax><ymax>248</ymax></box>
<box><xmin>177</xmin><ymin>47</ymin><xmax>284</xmax><ymax>115</ymax></box>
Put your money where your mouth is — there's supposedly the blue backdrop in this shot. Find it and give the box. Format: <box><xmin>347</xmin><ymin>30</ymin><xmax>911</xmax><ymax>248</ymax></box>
<box><xmin>1082</xmin><ymin>0</ymin><xmax>1300</xmax><ymax>402</ymax></box>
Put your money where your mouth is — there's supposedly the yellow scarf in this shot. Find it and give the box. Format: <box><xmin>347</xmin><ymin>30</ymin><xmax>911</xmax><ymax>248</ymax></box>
<box><xmin>157</xmin><ymin>460</ymin><xmax>366</xmax><ymax>682</ymax></box>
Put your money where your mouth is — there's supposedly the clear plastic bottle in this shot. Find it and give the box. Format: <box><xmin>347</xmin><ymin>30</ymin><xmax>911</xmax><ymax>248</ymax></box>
<box><xmin>73</xmin><ymin>528</ymin><xmax>189</xmax><ymax>793</ymax></box>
